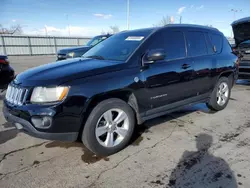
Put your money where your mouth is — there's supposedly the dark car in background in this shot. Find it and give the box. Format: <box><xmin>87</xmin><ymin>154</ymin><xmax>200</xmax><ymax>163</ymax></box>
<box><xmin>232</xmin><ymin>17</ymin><xmax>250</xmax><ymax>80</ymax></box>
<box><xmin>56</xmin><ymin>34</ymin><xmax>112</xmax><ymax>61</ymax></box>
<box><xmin>0</xmin><ymin>55</ymin><xmax>15</xmax><ymax>91</ymax></box>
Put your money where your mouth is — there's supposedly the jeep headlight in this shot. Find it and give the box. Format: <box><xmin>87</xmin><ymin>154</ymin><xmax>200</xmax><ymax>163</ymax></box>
<box><xmin>30</xmin><ymin>86</ymin><xmax>69</xmax><ymax>103</ymax></box>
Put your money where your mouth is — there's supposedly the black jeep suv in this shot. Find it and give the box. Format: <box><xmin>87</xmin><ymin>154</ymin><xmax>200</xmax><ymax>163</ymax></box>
<box><xmin>3</xmin><ymin>25</ymin><xmax>238</xmax><ymax>155</ymax></box>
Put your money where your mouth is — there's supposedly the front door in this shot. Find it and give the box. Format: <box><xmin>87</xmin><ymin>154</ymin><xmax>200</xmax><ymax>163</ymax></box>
<box><xmin>139</xmin><ymin>29</ymin><xmax>195</xmax><ymax>111</ymax></box>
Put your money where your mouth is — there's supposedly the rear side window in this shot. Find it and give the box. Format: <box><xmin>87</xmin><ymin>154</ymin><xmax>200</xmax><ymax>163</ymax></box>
<box><xmin>146</xmin><ymin>30</ymin><xmax>186</xmax><ymax>61</ymax></box>
<box><xmin>186</xmin><ymin>31</ymin><xmax>208</xmax><ymax>57</ymax></box>
<box><xmin>204</xmin><ymin>33</ymin><xmax>214</xmax><ymax>55</ymax></box>
<box><xmin>209</xmin><ymin>33</ymin><xmax>223</xmax><ymax>53</ymax></box>
<box><xmin>223</xmin><ymin>38</ymin><xmax>233</xmax><ymax>53</ymax></box>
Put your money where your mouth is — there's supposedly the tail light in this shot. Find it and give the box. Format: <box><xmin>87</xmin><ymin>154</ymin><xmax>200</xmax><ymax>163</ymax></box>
<box><xmin>0</xmin><ymin>58</ymin><xmax>9</xmax><ymax>65</ymax></box>
<box><xmin>235</xmin><ymin>58</ymin><xmax>240</xmax><ymax>68</ymax></box>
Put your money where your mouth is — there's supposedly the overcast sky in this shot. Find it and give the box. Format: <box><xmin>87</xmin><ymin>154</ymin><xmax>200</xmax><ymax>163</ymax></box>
<box><xmin>1</xmin><ymin>0</ymin><xmax>249</xmax><ymax>37</ymax></box>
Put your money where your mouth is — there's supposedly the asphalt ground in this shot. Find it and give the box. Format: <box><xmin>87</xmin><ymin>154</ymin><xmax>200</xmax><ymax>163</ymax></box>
<box><xmin>0</xmin><ymin>56</ymin><xmax>250</xmax><ymax>188</ymax></box>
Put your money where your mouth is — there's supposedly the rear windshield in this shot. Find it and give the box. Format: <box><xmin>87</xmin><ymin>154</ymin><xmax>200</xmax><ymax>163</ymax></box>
<box><xmin>82</xmin><ymin>30</ymin><xmax>153</xmax><ymax>61</ymax></box>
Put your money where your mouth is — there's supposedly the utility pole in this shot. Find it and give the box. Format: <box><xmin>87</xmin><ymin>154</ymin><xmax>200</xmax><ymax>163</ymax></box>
<box><xmin>230</xmin><ymin>9</ymin><xmax>242</xmax><ymax>37</ymax></box>
<box><xmin>231</xmin><ymin>9</ymin><xmax>242</xmax><ymax>21</ymax></box>
<box><xmin>44</xmin><ymin>26</ymin><xmax>48</xmax><ymax>36</ymax></box>
<box><xmin>127</xmin><ymin>0</ymin><xmax>130</xmax><ymax>30</ymax></box>
<box><xmin>66</xmin><ymin>14</ymin><xmax>71</xmax><ymax>36</ymax></box>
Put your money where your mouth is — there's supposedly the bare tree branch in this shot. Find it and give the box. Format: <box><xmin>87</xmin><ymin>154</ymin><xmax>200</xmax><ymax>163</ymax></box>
<box><xmin>0</xmin><ymin>24</ymin><xmax>23</xmax><ymax>35</ymax></box>
<box><xmin>109</xmin><ymin>25</ymin><xmax>120</xmax><ymax>34</ymax></box>
<box><xmin>101</xmin><ymin>25</ymin><xmax>120</xmax><ymax>35</ymax></box>
<box><xmin>153</xmin><ymin>16</ymin><xmax>171</xmax><ymax>27</ymax></box>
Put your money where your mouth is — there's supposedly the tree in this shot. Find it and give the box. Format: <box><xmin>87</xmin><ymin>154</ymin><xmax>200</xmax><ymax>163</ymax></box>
<box><xmin>0</xmin><ymin>24</ymin><xmax>23</xmax><ymax>35</ymax></box>
<box><xmin>153</xmin><ymin>16</ymin><xmax>171</xmax><ymax>27</ymax></box>
<box><xmin>109</xmin><ymin>25</ymin><xmax>120</xmax><ymax>34</ymax></box>
<box><xmin>205</xmin><ymin>24</ymin><xmax>213</xmax><ymax>27</ymax></box>
<box><xmin>101</xmin><ymin>25</ymin><xmax>120</xmax><ymax>35</ymax></box>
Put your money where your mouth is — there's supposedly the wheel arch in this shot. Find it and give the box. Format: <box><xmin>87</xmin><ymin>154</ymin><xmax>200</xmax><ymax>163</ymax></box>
<box><xmin>218</xmin><ymin>70</ymin><xmax>234</xmax><ymax>86</ymax></box>
<box><xmin>78</xmin><ymin>90</ymin><xmax>142</xmax><ymax>138</ymax></box>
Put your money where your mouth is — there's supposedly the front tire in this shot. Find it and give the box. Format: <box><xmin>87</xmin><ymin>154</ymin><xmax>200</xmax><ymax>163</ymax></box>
<box><xmin>82</xmin><ymin>98</ymin><xmax>135</xmax><ymax>156</ymax></box>
<box><xmin>206</xmin><ymin>77</ymin><xmax>231</xmax><ymax>111</ymax></box>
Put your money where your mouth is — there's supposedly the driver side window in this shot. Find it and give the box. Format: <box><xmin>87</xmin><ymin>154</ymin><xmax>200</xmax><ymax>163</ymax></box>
<box><xmin>146</xmin><ymin>30</ymin><xmax>186</xmax><ymax>61</ymax></box>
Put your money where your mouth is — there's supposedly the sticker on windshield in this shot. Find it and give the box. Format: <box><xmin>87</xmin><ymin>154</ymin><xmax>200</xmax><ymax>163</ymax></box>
<box><xmin>125</xmin><ymin>36</ymin><xmax>144</xmax><ymax>41</ymax></box>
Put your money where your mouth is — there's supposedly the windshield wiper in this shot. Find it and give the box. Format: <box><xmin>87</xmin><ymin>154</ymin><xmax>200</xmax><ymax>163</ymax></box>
<box><xmin>85</xmin><ymin>55</ymin><xmax>105</xmax><ymax>60</ymax></box>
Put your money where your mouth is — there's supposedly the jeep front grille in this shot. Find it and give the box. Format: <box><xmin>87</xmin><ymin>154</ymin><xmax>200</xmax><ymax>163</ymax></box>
<box><xmin>5</xmin><ymin>85</ymin><xmax>28</xmax><ymax>105</ymax></box>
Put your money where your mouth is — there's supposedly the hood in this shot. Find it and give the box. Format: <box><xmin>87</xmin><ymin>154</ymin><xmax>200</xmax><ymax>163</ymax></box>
<box><xmin>57</xmin><ymin>46</ymin><xmax>91</xmax><ymax>54</ymax></box>
<box><xmin>15</xmin><ymin>58</ymin><xmax>125</xmax><ymax>86</ymax></box>
<box><xmin>232</xmin><ymin>17</ymin><xmax>250</xmax><ymax>46</ymax></box>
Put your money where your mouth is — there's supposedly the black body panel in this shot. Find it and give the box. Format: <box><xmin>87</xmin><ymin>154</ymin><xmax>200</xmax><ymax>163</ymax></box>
<box><xmin>3</xmin><ymin>25</ymin><xmax>238</xmax><ymax>141</ymax></box>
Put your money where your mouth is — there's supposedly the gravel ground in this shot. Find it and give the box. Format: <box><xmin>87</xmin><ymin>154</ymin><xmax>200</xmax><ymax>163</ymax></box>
<box><xmin>0</xmin><ymin>56</ymin><xmax>250</xmax><ymax>188</ymax></box>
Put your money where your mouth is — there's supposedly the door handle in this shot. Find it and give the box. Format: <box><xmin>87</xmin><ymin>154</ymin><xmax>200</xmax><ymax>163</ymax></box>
<box><xmin>182</xmin><ymin>64</ymin><xmax>190</xmax><ymax>69</ymax></box>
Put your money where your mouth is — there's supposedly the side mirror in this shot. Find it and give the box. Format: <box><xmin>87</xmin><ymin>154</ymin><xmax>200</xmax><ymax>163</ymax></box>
<box><xmin>143</xmin><ymin>49</ymin><xmax>166</xmax><ymax>64</ymax></box>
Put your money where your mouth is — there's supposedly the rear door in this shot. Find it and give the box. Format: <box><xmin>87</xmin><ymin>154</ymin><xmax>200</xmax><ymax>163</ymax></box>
<box><xmin>185</xmin><ymin>30</ymin><xmax>215</xmax><ymax>96</ymax></box>
<box><xmin>140</xmin><ymin>29</ymin><xmax>195</xmax><ymax>110</ymax></box>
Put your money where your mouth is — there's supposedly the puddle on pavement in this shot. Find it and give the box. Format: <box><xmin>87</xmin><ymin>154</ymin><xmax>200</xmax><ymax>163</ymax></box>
<box><xmin>220</xmin><ymin>133</ymin><xmax>240</xmax><ymax>142</ymax></box>
<box><xmin>132</xmin><ymin>136</ymin><xmax>144</xmax><ymax>146</ymax></box>
<box><xmin>45</xmin><ymin>141</ymin><xmax>83</xmax><ymax>149</ymax></box>
<box><xmin>2</xmin><ymin>122</ymin><xmax>15</xmax><ymax>128</ymax></box>
<box><xmin>45</xmin><ymin>141</ymin><xmax>109</xmax><ymax>164</ymax></box>
<box><xmin>173</xmin><ymin>103</ymin><xmax>216</xmax><ymax>114</ymax></box>
<box><xmin>33</xmin><ymin>160</ymin><xmax>40</xmax><ymax>166</ymax></box>
<box><xmin>130</xmin><ymin>124</ymin><xmax>151</xmax><ymax>146</ymax></box>
<box><xmin>0</xmin><ymin>128</ymin><xmax>18</xmax><ymax>145</ymax></box>
<box><xmin>230</xmin><ymin>97</ymin><xmax>237</xmax><ymax>101</ymax></box>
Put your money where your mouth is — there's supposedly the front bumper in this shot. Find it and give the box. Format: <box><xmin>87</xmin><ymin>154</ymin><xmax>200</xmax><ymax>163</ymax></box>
<box><xmin>3</xmin><ymin>104</ymin><xmax>79</xmax><ymax>142</ymax></box>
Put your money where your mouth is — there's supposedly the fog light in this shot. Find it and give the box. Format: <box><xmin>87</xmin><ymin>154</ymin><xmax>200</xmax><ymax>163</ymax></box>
<box><xmin>15</xmin><ymin>123</ymin><xmax>23</xmax><ymax>130</ymax></box>
<box><xmin>31</xmin><ymin>116</ymin><xmax>52</xmax><ymax>129</ymax></box>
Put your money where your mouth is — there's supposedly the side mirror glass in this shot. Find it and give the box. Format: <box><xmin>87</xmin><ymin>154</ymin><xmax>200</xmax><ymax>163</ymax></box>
<box><xmin>143</xmin><ymin>49</ymin><xmax>166</xmax><ymax>64</ymax></box>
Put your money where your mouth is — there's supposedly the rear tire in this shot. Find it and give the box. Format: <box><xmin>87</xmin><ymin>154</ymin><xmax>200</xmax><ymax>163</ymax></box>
<box><xmin>206</xmin><ymin>77</ymin><xmax>231</xmax><ymax>111</ymax></box>
<box><xmin>82</xmin><ymin>98</ymin><xmax>135</xmax><ymax>156</ymax></box>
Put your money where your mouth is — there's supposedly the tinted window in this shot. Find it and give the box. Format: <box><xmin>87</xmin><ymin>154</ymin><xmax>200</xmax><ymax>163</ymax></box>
<box><xmin>223</xmin><ymin>38</ymin><xmax>233</xmax><ymax>53</ymax></box>
<box><xmin>83</xmin><ymin>30</ymin><xmax>153</xmax><ymax>61</ymax></box>
<box><xmin>204</xmin><ymin>33</ymin><xmax>214</xmax><ymax>55</ymax></box>
<box><xmin>74</xmin><ymin>50</ymin><xmax>88</xmax><ymax>57</ymax></box>
<box><xmin>186</xmin><ymin>31</ymin><xmax>208</xmax><ymax>56</ymax></box>
<box><xmin>146</xmin><ymin>30</ymin><xmax>186</xmax><ymax>61</ymax></box>
<box><xmin>87</xmin><ymin>36</ymin><xmax>107</xmax><ymax>46</ymax></box>
<box><xmin>209</xmin><ymin>33</ymin><xmax>223</xmax><ymax>53</ymax></box>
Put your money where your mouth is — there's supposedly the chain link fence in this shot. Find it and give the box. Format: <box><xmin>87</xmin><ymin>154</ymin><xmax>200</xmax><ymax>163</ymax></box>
<box><xmin>0</xmin><ymin>34</ymin><xmax>235</xmax><ymax>56</ymax></box>
<box><xmin>0</xmin><ymin>35</ymin><xmax>91</xmax><ymax>56</ymax></box>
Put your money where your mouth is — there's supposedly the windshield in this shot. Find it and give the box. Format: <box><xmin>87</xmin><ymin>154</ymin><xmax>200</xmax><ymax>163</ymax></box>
<box><xmin>86</xmin><ymin>36</ymin><xmax>108</xmax><ymax>46</ymax></box>
<box><xmin>82</xmin><ymin>30</ymin><xmax>153</xmax><ymax>61</ymax></box>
